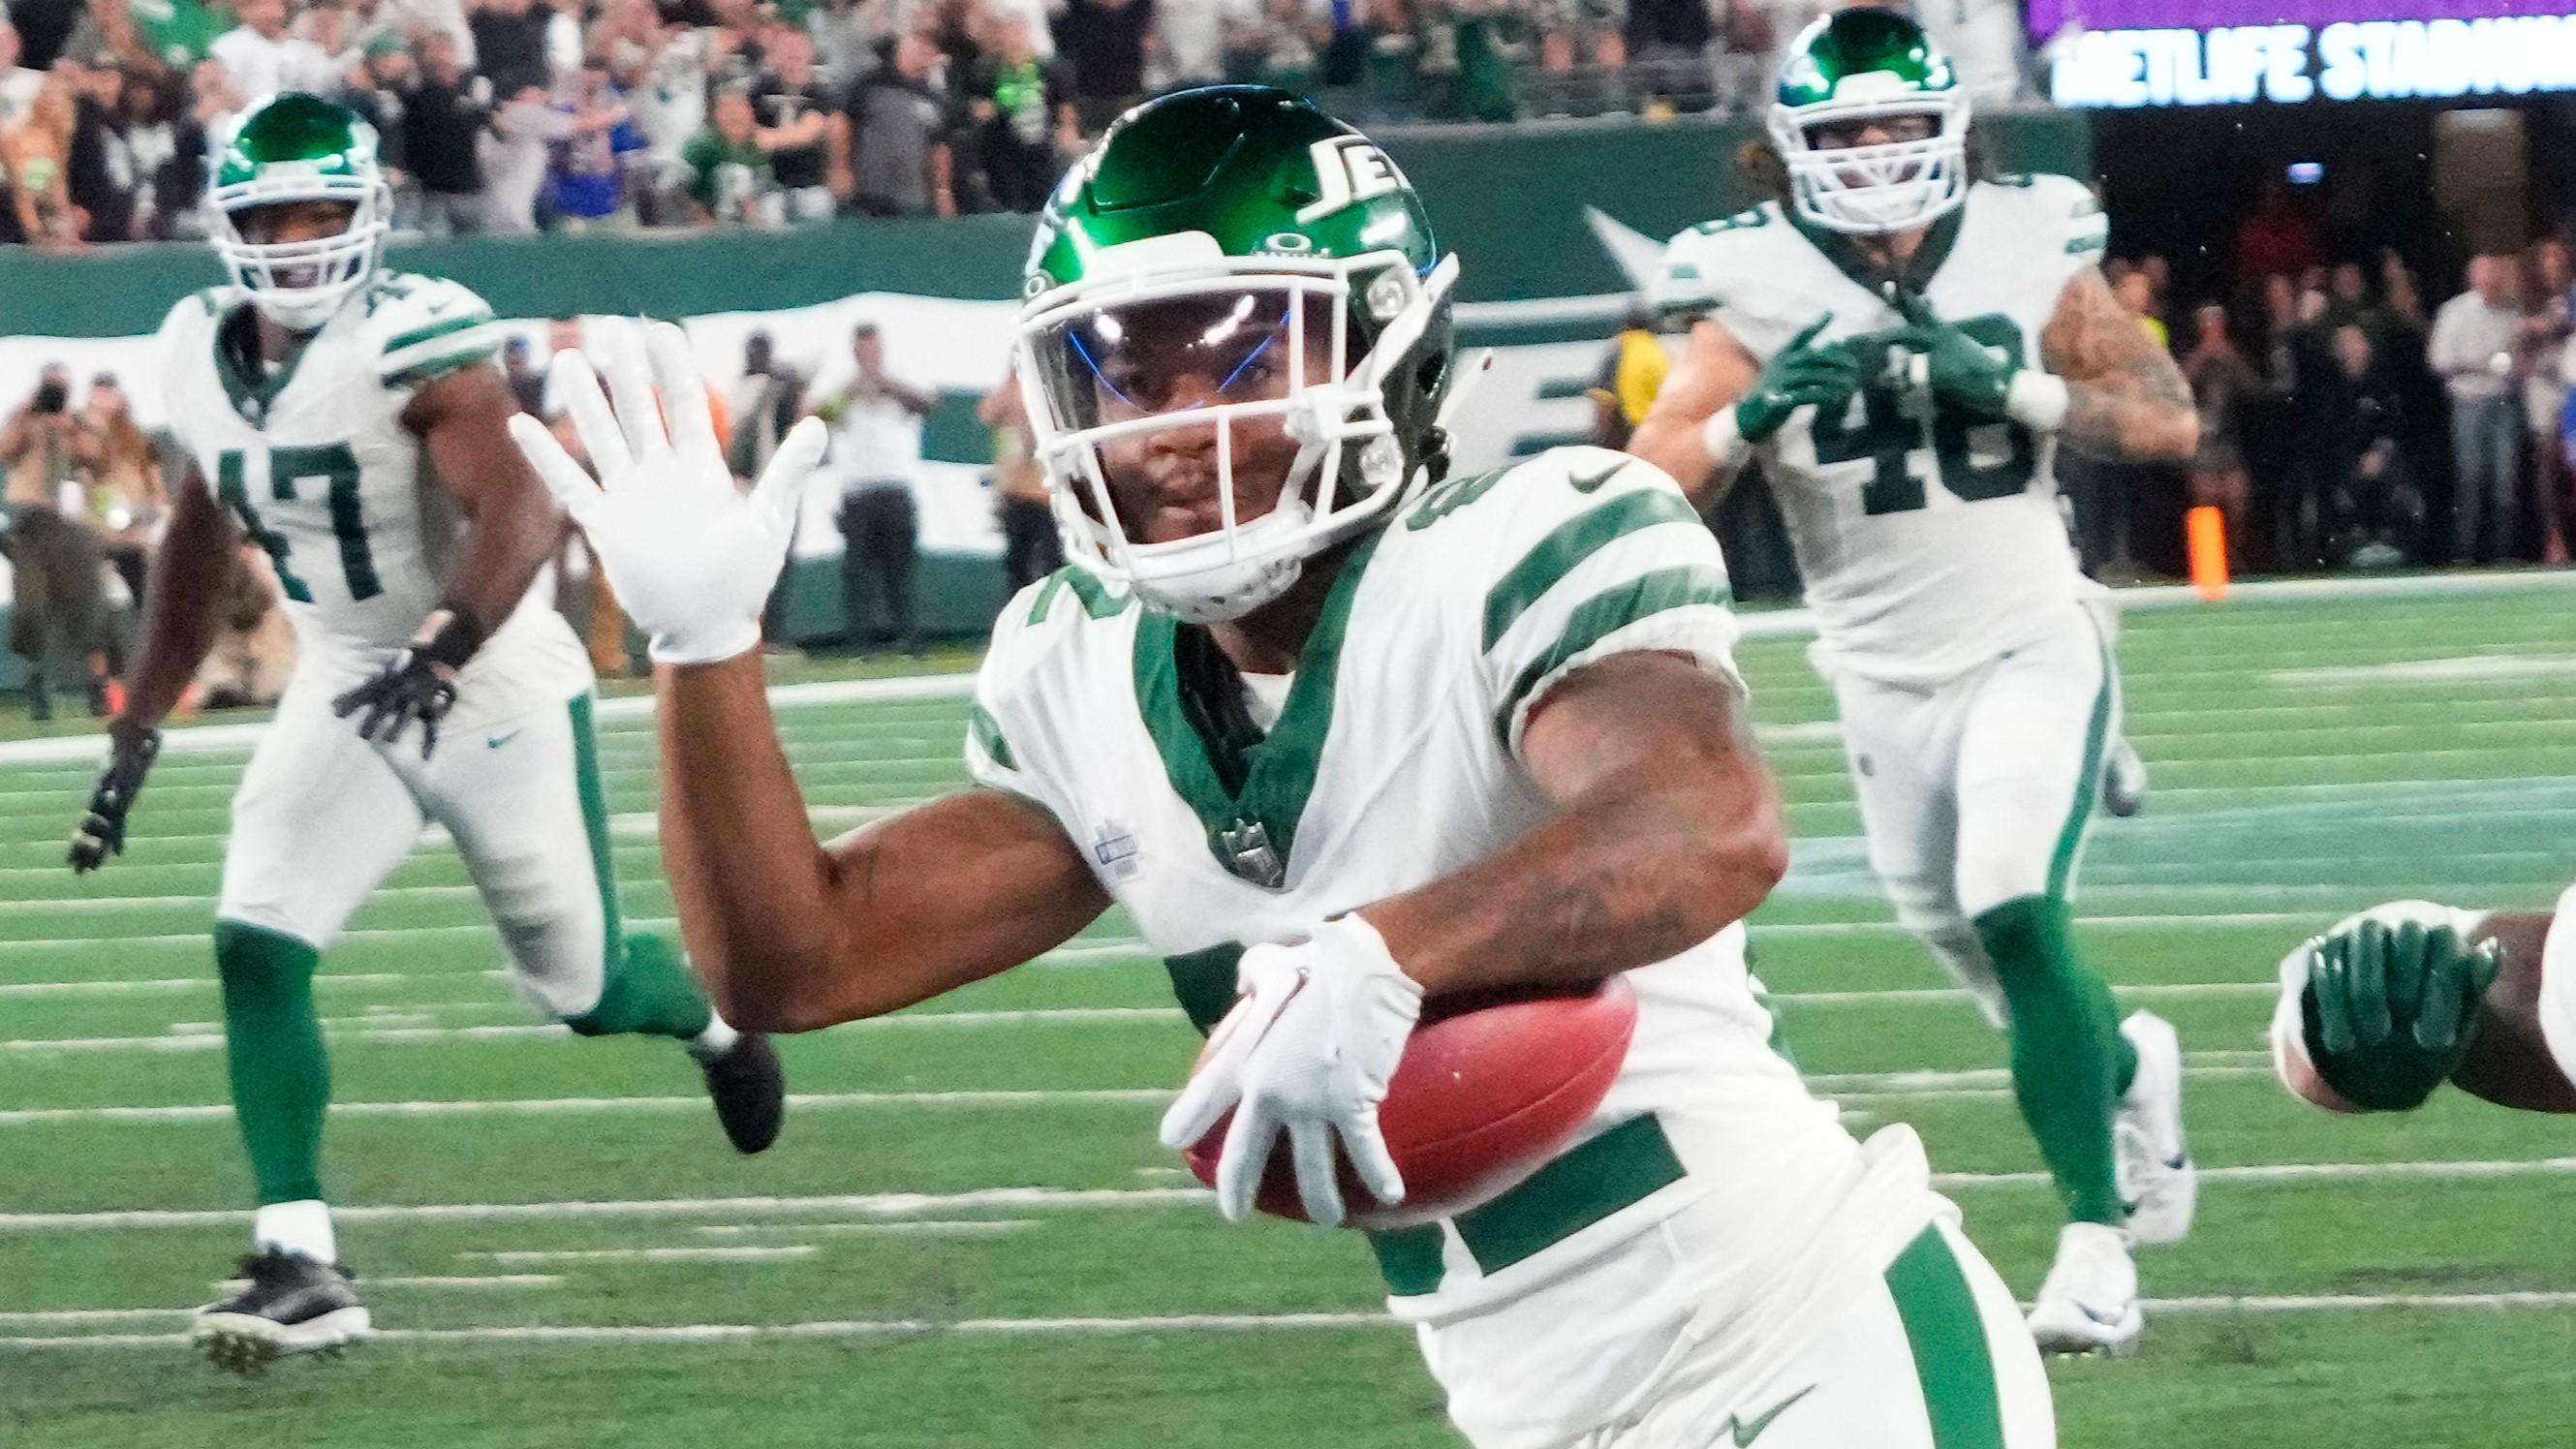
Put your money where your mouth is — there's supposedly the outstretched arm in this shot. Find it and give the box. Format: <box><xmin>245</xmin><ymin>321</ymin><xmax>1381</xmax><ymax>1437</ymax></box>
<box><xmin>2037</xmin><ymin>267</ymin><xmax>2201</xmax><ymax>462</ymax></box>
<box><xmin>1364</xmin><ymin>650</ymin><xmax>1788</xmax><ymax>995</ymax></box>
<box><xmin>1626</xmin><ymin>318</ymin><xmax>1763</xmax><ymax>510</ymax></box>
<box><xmin>655</xmin><ymin>656</ymin><xmax>1110</xmax><ymax>1032</ymax></box>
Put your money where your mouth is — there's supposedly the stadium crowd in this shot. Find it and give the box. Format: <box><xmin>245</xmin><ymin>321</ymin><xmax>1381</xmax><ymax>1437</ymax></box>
<box><xmin>0</xmin><ymin>0</ymin><xmax>1893</xmax><ymax>245</ymax></box>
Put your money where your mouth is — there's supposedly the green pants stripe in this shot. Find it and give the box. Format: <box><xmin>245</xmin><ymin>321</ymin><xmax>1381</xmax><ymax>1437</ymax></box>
<box><xmin>1887</xmin><ymin>1226</ymin><xmax>2007</xmax><ymax>1449</ymax></box>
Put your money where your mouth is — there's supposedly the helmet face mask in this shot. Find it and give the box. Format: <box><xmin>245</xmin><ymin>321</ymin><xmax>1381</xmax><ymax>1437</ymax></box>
<box><xmin>208</xmin><ymin>94</ymin><xmax>391</xmax><ymax>331</ymax></box>
<box><xmin>1770</xmin><ymin>10</ymin><xmax>1970</xmax><ymax>237</ymax></box>
<box><xmin>1014</xmin><ymin>86</ymin><xmax>1458</xmax><ymax>625</ymax></box>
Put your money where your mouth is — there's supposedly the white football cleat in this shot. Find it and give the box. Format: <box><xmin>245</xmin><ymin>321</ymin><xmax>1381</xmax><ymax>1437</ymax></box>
<box><xmin>2027</xmin><ymin>1221</ymin><xmax>2143</xmax><ymax>1356</ymax></box>
<box><xmin>2115</xmin><ymin>1009</ymin><xmax>2196</xmax><ymax>1247</ymax></box>
<box><xmin>2102</xmin><ymin>737</ymin><xmax>2148</xmax><ymax>817</ymax></box>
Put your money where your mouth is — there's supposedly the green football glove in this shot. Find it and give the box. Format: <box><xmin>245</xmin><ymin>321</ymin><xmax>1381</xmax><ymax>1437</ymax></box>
<box><xmin>1733</xmin><ymin>314</ymin><xmax>1862</xmax><ymax>443</ymax></box>
<box><xmin>2297</xmin><ymin>903</ymin><xmax>2501</xmax><ymax>1112</ymax></box>
<box><xmin>1893</xmin><ymin>291</ymin><xmax>2020</xmax><ymax>422</ymax></box>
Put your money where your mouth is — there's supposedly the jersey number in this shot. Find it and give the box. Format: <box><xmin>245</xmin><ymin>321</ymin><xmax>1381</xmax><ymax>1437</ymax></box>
<box><xmin>1809</xmin><ymin>314</ymin><xmax>2037</xmax><ymax>516</ymax></box>
<box><xmin>216</xmin><ymin>444</ymin><xmax>382</xmax><ymax>604</ymax></box>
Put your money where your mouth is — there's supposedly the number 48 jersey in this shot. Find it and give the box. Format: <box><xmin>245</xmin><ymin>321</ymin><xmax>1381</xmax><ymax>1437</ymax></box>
<box><xmin>1653</xmin><ymin>175</ymin><xmax>2110</xmax><ymax>685</ymax></box>
<box><xmin>155</xmin><ymin>273</ymin><xmax>591</xmax><ymax>728</ymax></box>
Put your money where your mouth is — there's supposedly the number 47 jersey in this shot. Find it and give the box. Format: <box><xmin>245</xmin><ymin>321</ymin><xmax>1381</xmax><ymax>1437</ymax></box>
<box><xmin>1653</xmin><ymin>174</ymin><xmax>2110</xmax><ymax>686</ymax></box>
<box><xmin>155</xmin><ymin>273</ymin><xmax>592</xmax><ymax>728</ymax></box>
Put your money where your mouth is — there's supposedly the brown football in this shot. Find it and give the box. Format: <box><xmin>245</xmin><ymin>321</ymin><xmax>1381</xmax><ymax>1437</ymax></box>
<box><xmin>1181</xmin><ymin>973</ymin><xmax>1638</xmax><ymax>1228</ymax></box>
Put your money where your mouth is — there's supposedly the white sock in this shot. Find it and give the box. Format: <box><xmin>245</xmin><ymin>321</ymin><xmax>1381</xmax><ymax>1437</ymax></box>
<box><xmin>688</xmin><ymin>1014</ymin><xmax>741</xmax><ymax>1063</ymax></box>
<box><xmin>253</xmin><ymin>1200</ymin><xmax>337</xmax><ymax>1265</ymax></box>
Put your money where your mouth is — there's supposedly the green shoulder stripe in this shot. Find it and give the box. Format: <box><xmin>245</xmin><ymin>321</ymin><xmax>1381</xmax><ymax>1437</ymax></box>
<box><xmin>1028</xmin><ymin>565</ymin><xmax>1130</xmax><ymax>625</ymax></box>
<box><xmin>383</xmin><ymin>309</ymin><xmax>492</xmax><ymax>355</ymax></box>
<box><xmin>383</xmin><ymin>346</ymin><xmax>498</xmax><ymax>390</ymax></box>
<box><xmin>968</xmin><ymin>703</ymin><xmax>1017</xmax><ymax>771</ymax></box>
<box><xmin>1495</xmin><ymin>564</ymin><xmax>1732</xmax><ymax>741</ymax></box>
<box><xmin>1483</xmin><ymin>488</ymin><xmax>1702</xmax><ymax>650</ymax></box>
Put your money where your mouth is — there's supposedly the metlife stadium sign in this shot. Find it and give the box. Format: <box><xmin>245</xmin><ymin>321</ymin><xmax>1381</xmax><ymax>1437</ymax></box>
<box><xmin>2035</xmin><ymin>0</ymin><xmax>2576</xmax><ymax>108</ymax></box>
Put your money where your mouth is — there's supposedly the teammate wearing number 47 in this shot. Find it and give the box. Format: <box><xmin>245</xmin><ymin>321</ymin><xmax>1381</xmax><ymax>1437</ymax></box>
<box><xmin>1631</xmin><ymin>9</ymin><xmax>2203</xmax><ymax>1355</ymax></box>
<box><xmin>63</xmin><ymin>93</ymin><xmax>785</xmax><ymax>1373</ymax></box>
<box><xmin>521</xmin><ymin>87</ymin><xmax>2057</xmax><ymax>1449</ymax></box>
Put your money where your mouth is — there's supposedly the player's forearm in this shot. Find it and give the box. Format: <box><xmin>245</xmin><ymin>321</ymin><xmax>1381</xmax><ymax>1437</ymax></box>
<box><xmin>2450</xmin><ymin>911</ymin><xmax>2576</xmax><ymax>1113</ymax></box>
<box><xmin>655</xmin><ymin>652</ymin><xmax>855</xmax><ymax>1031</ymax></box>
<box><xmin>444</xmin><ymin>480</ymin><xmax>566</xmax><ymax>636</ymax></box>
<box><xmin>2056</xmin><ymin>370</ymin><xmax>2200</xmax><ymax>462</ymax></box>
<box><xmin>118</xmin><ymin>483</ymin><xmax>234</xmax><ymax>729</ymax></box>
<box><xmin>1366</xmin><ymin>755</ymin><xmax>1786</xmax><ymax>998</ymax></box>
<box><xmin>1624</xmin><ymin>412</ymin><xmax>1745</xmax><ymax>512</ymax></box>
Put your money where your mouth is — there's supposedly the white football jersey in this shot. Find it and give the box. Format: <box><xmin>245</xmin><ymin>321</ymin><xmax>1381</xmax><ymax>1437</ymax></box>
<box><xmin>966</xmin><ymin>449</ymin><xmax>1887</xmax><ymax>1359</ymax></box>
<box><xmin>156</xmin><ymin>273</ymin><xmax>591</xmax><ymax>728</ymax></box>
<box><xmin>1653</xmin><ymin>175</ymin><xmax>2111</xmax><ymax>685</ymax></box>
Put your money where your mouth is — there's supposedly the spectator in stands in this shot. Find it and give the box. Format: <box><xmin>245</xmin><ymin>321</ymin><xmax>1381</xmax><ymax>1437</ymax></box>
<box><xmin>1226</xmin><ymin>0</ymin><xmax>1322</xmax><ymax>91</ymax></box>
<box><xmin>1625</xmin><ymin>0</ymin><xmax>1716</xmax><ymax>113</ymax></box>
<box><xmin>340</xmin><ymin>36</ymin><xmax>414</xmax><ymax>201</ymax></box>
<box><xmin>2181</xmin><ymin>303</ymin><xmax>2258</xmax><ymax>571</ymax></box>
<box><xmin>1155</xmin><ymin>0</ymin><xmax>1233</xmax><ymax>90</ymax></box>
<box><xmin>921</xmin><ymin>0</ymin><xmax>988</xmax><ymax>81</ymax></box>
<box><xmin>78</xmin><ymin>371</ymin><xmax>162</xmax><ymax>685</ymax></box>
<box><xmin>2314</xmin><ymin>323</ymin><xmax>2419</xmax><ymax>568</ymax></box>
<box><xmin>1534</xmin><ymin>0</ymin><xmax>1625</xmax><ymax>113</ymax></box>
<box><xmin>2520</xmin><ymin>236</ymin><xmax>2572</xmax><ymax>564</ymax></box>
<box><xmin>752</xmin><ymin>26</ymin><xmax>839</xmax><ymax>223</ymax></box>
<box><xmin>2235</xmin><ymin>177</ymin><xmax>2324</xmax><ymax>289</ymax></box>
<box><xmin>187</xmin><ymin>55</ymin><xmax>244</xmax><ymax>144</ymax></box>
<box><xmin>684</xmin><ymin>84</ymin><xmax>778</xmax><ymax>225</ymax></box>
<box><xmin>118</xmin><ymin>67</ymin><xmax>204</xmax><ymax>240</ymax></box>
<box><xmin>614</xmin><ymin>19</ymin><xmax>711</xmax><ymax>227</ymax></box>
<box><xmin>401</xmin><ymin>29</ymin><xmax>492</xmax><ymax>236</ymax></box>
<box><xmin>2430</xmin><ymin>255</ymin><xmax>2525</xmax><ymax>565</ymax></box>
<box><xmin>295</xmin><ymin>0</ymin><xmax>365</xmax><ymax>80</ymax></box>
<box><xmin>1</xmin><ymin>365</ymin><xmax>108</xmax><ymax>720</ymax></box>
<box><xmin>2</xmin><ymin>74</ymin><xmax>84</xmax><ymax>250</ymax></box>
<box><xmin>62</xmin><ymin>50</ymin><xmax>141</xmax><ymax>244</ymax></box>
<box><xmin>380</xmin><ymin>0</ymin><xmax>480</xmax><ymax>68</ymax></box>
<box><xmin>0</xmin><ymin>19</ymin><xmax>47</xmax><ymax>131</ymax></box>
<box><xmin>963</xmin><ymin>14</ymin><xmax>1073</xmax><ymax>213</ymax></box>
<box><xmin>1058</xmin><ymin>0</ymin><xmax>1151</xmax><ymax>137</ymax></box>
<box><xmin>502</xmin><ymin>335</ymin><xmax>547</xmax><ymax>416</ymax></box>
<box><xmin>808</xmin><ymin>0</ymin><xmax>893</xmax><ymax>89</ymax></box>
<box><xmin>484</xmin><ymin>81</ymin><xmax>577</xmax><ymax>232</ymax></box>
<box><xmin>839</xmin><ymin>33</ymin><xmax>957</xmax><ymax>218</ymax></box>
<box><xmin>468</xmin><ymin>0</ymin><xmax>555</xmax><ymax>99</ymax></box>
<box><xmin>543</xmin><ymin>0</ymin><xmax>589</xmax><ymax>84</ymax></box>
<box><xmin>207</xmin><ymin>0</ymin><xmax>340</xmax><ymax>100</ymax></box>
<box><xmin>547</xmin><ymin>56</ymin><xmax>646</xmax><ymax>230</ymax></box>
<box><xmin>816</xmin><ymin>322</ymin><xmax>934</xmax><ymax>656</ymax></box>
<box><xmin>980</xmin><ymin>364</ymin><xmax>1059</xmax><ymax>591</ymax></box>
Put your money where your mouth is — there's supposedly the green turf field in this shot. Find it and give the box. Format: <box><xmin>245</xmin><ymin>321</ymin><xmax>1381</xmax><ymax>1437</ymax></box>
<box><xmin>4</xmin><ymin>583</ymin><xmax>2574</xmax><ymax>1447</ymax></box>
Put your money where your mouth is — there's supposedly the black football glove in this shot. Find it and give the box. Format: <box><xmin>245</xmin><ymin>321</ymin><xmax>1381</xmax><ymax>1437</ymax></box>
<box><xmin>331</xmin><ymin>608</ymin><xmax>484</xmax><ymax>759</ymax></box>
<box><xmin>69</xmin><ymin>720</ymin><xmax>162</xmax><ymax>874</ymax></box>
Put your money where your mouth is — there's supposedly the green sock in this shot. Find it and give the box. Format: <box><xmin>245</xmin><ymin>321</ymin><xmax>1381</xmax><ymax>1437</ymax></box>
<box><xmin>1972</xmin><ymin>896</ymin><xmax>2139</xmax><ymax>1226</ymax></box>
<box><xmin>214</xmin><ymin>920</ymin><xmax>330</xmax><ymax>1207</ymax></box>
<box><xmin>565</xmin><ymin>933</ymin><xmax>716</xmax><ymax>1042</ymax></box>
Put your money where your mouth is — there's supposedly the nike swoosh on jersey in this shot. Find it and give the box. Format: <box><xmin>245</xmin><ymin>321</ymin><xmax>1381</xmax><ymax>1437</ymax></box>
<box><xmin>1569</xmin><ymin>459</ymin><xmax>1630</xmax><ymax>494</ymax></box>
<box><xmin>1723</xmin><ymin>1384</ymin><xmax>1815</xmax><ymax>1447</ymax></box>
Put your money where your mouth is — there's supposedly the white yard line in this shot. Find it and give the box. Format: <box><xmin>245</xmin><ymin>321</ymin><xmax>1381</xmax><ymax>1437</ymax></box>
<box><xmin>12</xmin><ymin>1158</ymin><xmax>2576</xmax><ymax>1233</ymax></box>
<box><xmin>694</xmin><ymin>1220</ymin><xmax>1039</xmax><ymax>1238</ymax></box>
<box><xmin>470</xmin><ymin>1248</ymin><xmax>817</xmax><ymax>1265</ymax></box>
<box><xmin>0</xmin><ymin>1090</ymin><xmax>1176</xmax><ymax>1125</ymax></box>
<box><xmin>12</xmin><ymin>1289</ymin><xmax>2576</xmax><ymax>1349</ymax></box>
<box><xmin>0</xmin><ymin>1005</ymin><xmax>1186</xmax><ymax>1056</ymax></box>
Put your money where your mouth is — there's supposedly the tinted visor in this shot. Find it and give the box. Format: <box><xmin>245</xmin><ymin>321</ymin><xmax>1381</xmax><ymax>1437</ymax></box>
<box><xmin>1029</xmin><ymin>287</ymin><xmax>1346</xmax><ymax>437</ymax></box>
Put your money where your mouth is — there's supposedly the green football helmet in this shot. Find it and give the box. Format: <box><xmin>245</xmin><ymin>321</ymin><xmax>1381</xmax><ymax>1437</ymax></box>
<box><xmin>208</xmin><ymin>92</ymin><xmax>392</xmax><ymax>330</ymax></box>
<box><xmin>1016</xmin><ymin>86</ymin><xmax>1460</xmax><ymax>624</ymax></box>
<box><xmin>1769</xmin><ymin>9</ymin><xmax>1970</xmax><ymax>235</ymax></box>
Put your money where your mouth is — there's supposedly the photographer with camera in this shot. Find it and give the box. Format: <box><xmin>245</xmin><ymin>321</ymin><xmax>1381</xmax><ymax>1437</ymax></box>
<box><xmin>1</xmin><ymin>364</ymin><xmax>109</xmax><ymax>721</ymax></box>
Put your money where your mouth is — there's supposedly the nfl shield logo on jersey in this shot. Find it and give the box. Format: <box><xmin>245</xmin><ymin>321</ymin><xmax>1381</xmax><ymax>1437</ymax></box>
<box><xmin>1219</xmin><ymin>819</ymin><xmax>1285</xmax><ymax>888</ymax></box>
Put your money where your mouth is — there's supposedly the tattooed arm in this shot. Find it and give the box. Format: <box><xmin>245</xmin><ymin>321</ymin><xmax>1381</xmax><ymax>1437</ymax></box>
<box><xmin>1362</xmin><ymin>651</ymin><xmax>1787</xmax><ymax>996</ymax></box>
<box><xmin>2039</xmin><ymin>267</ymin><xmax>2201</xmax><ymax>462</ymax></box>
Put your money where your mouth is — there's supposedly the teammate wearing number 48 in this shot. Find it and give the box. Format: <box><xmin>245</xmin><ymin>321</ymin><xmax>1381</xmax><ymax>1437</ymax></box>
<box><xmin>64</xmin><ymin>93</ymin><xmax>784</xmax><ymax>1374</ymax></box>
<box><xmin>522</xmin><ymin>86</ymin><xmax>2057</xmax><ymax>1449</ymax></box>
<box><xmin>1631</xmin><ymin>9</ymin><xmax>2202</xmax><ymax>1355</ymax></box>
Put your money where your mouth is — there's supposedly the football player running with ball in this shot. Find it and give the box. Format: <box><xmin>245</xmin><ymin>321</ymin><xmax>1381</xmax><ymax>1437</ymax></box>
<box><xmin>1629</xmin><ymin>10</ymin><xmax>2202</xmax><ymax>1354</ymax></box>
<box><xmin>521</xmin><ymin>87</ymin><xmax>2056</xmax><ymax>1448</ymax></box>
<box><xmin>65</xmin><ymin>94</ymin><xmax>784</xmax><ymax>1372</ymax></box>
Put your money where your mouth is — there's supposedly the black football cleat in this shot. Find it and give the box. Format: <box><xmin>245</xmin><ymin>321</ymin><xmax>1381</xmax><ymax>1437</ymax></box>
<box><xmin>702</xmin><ymin>1033</ymin><xmax>786</xmax><ymax>1154</ymax></box>
<box><xmin>194</xmin><ymin>1249</ymin><xmax>371</xmax><ymax>1375</ymax></box>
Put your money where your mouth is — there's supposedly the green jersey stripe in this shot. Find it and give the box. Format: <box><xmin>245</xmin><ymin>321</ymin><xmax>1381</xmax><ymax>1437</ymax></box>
<box><xmin>1495</xmin><ymin>564</ymin><xmax>1734</xmax><ymax>740</ymax></box>
<box><xmin>968</xmin><ymin>703</ymin><xmax>1017</xmax><ymax>771</ymax></box>
<box><xmin>382</xmin><ymin>310</ymin><xmax>493</xmax><ymax>355</ymax></box>
<box><xmin>382</xmin><ymin>345</ymin><xmax>499</xmax><ymax>390</ymax></box>
<box><xmin>1482</xmin><ymin>489</ymin><xmax>1703</xmax><ymax>650</ymax></box>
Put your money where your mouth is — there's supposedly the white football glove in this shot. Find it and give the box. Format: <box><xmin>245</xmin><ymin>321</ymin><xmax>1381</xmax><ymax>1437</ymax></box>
<box><xmin>507</xmin><ymin>316</ymin><xmax>829</xmax><ymax>665</ymax></box>
<box><xmin>1158</xmin><ymin>914</ymin><xmax>1424</xmax><ymax>1227</ymax></box>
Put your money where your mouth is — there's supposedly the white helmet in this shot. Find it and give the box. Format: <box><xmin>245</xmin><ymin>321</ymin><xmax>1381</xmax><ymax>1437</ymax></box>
<box><xmin>1768</xmin><ymin>9</ymin><xmax>1971</xmax><ymax>236</ymax></box>
<box><xmin>206</xmin><ymin>92</ymin><xmax>393</xmax><ymax>330</ymax></box>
